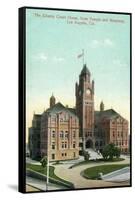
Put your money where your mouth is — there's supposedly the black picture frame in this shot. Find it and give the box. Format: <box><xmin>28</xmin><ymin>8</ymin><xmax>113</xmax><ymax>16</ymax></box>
<box><xmin>19</xmin><ymin>6</ymin><xmax>132</xmax><ymax>193</ymax></box>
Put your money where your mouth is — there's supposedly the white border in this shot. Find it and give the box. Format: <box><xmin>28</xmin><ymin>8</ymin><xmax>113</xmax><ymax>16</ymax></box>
<box><xmin>0</xmin><ymin>0</ymin><xmax>134</xmax><ymax>199</ymax></box>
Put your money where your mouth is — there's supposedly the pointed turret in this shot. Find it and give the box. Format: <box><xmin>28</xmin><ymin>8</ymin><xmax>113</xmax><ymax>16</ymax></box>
<box><xmin>80</xmin><ymin>64</ymin><xmax>91</xmax><ymax>76</ymax></box>
<box><xmin>50</xmin><ymin>94</ymin><xmax>56</xmax><ymax>108</ymax></box>
<box><xmin>79</xmin><ymin>64</ymin><xmax>91</xmax><ymax>83</ymax></box>
<box><xmin>100</xmin><ymin>101</ymin><xmax>104</xmax><ymax>111</ymax></box>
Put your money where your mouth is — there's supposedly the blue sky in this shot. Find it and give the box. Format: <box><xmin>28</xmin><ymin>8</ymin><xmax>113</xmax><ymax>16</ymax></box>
<box><xmin>26</xmin><ymin>9</ymin><xmax>130</xmax><ymax>141</ymax></box>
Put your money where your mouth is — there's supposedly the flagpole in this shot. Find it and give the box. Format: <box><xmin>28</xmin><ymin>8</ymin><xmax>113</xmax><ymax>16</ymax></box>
<box><xmin>77</xmin><ymin>50</ymin><xmax>84</xmax><ymax>65</ymax></box>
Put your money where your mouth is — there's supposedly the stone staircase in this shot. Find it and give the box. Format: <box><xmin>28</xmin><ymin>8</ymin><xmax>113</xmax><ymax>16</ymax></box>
<box><xmin>102</xmin><ymin>167</ymin><xmax>130</xmax><ymax>182</ymax></box>
<box><xmin>86</xmin><ymin>148</ymin><xmax>102</xmax><ymax>160</ymax></box>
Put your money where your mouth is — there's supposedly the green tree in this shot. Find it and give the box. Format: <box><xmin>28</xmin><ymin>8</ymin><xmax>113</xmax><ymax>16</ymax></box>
<box><xmin>40</xmin><ymin>156</ymin><xmax>47</xmax><ymax>168</ymax></box>
<box><xmin>102</xmin><ymin>143</ymin><xmax>121</xmax><ymax>161</ymax></box>
<box><xmin>114</xmin><ymin>147</ymin><xmax>121</xmax><ymax>158</ymax></box>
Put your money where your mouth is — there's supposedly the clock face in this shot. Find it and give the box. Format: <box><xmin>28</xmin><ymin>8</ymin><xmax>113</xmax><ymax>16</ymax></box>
<box><xmin>86</xmin><ymin>89</ymin><xmax>91</xmax><ymax>95</ymax></box>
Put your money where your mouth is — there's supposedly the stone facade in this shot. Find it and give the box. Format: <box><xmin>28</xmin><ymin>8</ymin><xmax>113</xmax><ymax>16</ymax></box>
<box><xmin>40</xmin><ymin>103</ymin><xmax>79</xmax><ymax>161</ymax></box>
<box><xmin>94</xmin><ymin>107</ymin><xmax>129</xmax><ymax>153</ymax></box>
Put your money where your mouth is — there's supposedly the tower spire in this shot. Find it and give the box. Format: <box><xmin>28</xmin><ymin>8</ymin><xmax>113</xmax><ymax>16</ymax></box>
<box><xmin>100</xmin><ymin>101</ymin><xmax>104</xmax><ymax>111</ymax></box>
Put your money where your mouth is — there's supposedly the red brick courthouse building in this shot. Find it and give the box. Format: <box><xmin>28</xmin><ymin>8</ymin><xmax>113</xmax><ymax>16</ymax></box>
<box><xmin>28</xmin><ymin>64</ymin><xmax>129</xmax><ymax>161</ymax></box>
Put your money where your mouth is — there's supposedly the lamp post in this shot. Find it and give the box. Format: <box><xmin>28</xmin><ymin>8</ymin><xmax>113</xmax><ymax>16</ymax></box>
<box><xmin>46</xmin><ymin>115</ymin><xmax>51</xmax><ymax>190</ymax></box>
<box><xmin>46</xmin><ymin>133</ymin><xmax>49</xmax><ymax>191</ymax></box>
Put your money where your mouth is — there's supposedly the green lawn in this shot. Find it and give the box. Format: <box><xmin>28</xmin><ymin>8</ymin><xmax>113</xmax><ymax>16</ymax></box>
<box><xmin>26</xmin><ymin>163</ymin><xmax>73</xmax><ymax>187</ymax></box>
<box><xmin>83</xmin><ymin>164</ymin><xmax>129</xmax><ymax>180</ymax></box>
<box><xmin>69</xmin><ymin>158</ymin><xmax>125</xmax><ymax>169</ymax></box>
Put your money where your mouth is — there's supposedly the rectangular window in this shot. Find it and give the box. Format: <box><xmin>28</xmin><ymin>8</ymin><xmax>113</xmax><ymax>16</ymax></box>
<box><xmin>113</xmin><ymin>131</ymin><xmax>115</xmax><ymax>137</ymax></box>
<box><xmin>65</xmin><ymin>142</ymin><xmax>67</xmax><ymax>148</ymax></box>
<box><xmin>52</xmin><ymin>133</ymin><xmax>55</xmax><ymax>138</ymax></box>
<box><xmin>52</xmin><ymin>154</ymin><xmax>55</xmax><ymax>159</ymax></box>
<box><xmin>117</xmin><ymin>131</ymin><xmax>120</xmax><ymax>137</ymax></box>
<box><xmin>73</xmin><ymin>143</ymin><xmax>76</xmax><ymax>148</ymax></box>
<box><xmin>60</xmin><ymin>131</ymin><xmax>64</xmax><ymax>138</ymax></box>
<box><xmin>52</xmin><ymin>142</ymin><xmax>55</xmax><ymax>149</ymax></box>
<box><xmin>62</xmin><ymin>142</ymin><xmax>64</xmax><ymax>148</ymax></box>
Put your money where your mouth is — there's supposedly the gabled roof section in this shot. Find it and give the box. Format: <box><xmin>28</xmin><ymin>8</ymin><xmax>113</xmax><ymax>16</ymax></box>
<box><xmin>67</xmin><ymin>107</ymin><xmax>76</xmax><ymax>115</ymax></box>
<box><xmin>46</xmin><ymin>102</ymin><xmax>65</xmax><ymax>113</ymax></box>
<box><xmin>95</xmin><ymin>109</ymin><xmax>125</xmax><ymax>122</ymax></box>
<box><xmin>46</xmin><ymin>102</ymin><xmax>77</xmax><ymax>117</ymax></box>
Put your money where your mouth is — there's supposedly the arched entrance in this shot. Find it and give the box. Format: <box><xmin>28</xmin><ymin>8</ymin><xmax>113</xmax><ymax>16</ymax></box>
<box><xmin>86</xmin><ymin>139</ymin><xmax>93</xmax><ymax>148</ymax></box>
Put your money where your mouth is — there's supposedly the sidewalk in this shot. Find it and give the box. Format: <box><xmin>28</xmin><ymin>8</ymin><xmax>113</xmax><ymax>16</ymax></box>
<box><xmin>54</xmin><ymin>157</ymin><xmax>130</xmax><ymax>188</ymax></box>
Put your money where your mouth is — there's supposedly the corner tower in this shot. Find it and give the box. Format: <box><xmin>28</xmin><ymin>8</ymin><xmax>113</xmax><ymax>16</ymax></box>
<box><xmin>76</xmin><ymin>64</ymin><xmax>94</xmax><ymax>150</ymax></box>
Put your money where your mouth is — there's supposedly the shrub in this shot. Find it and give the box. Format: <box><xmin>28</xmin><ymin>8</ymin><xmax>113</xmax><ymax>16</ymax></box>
<box><xmin>102</xmin><ymin>143</ymin><xmax>121</xmax><ymax>161</ymax></box>
<box><xmin>40</xmin><ymin>156</ymin><xmax>47</xmax><ymax>168</ymax></box>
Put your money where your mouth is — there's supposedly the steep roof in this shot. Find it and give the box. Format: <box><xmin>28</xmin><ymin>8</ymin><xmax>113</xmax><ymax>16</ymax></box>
<box><xmin>94</xmin><ymin>109</ymin><xmax>125</xmax><ymax>122</ymax></box>
<box><xmin>46</xmin><ymin>102</ymin><xmax>65</xmax><ymax>113</ymax></box>
<box><xmin>67</xmin><ymin>107</ymin><xmax>76</xmax><ymax>115</ymax></box>
<box><xmin>50</xmin><ymin>94</ymin><xmax>55</xmax><ymax>100</ymax></box>
<box><xmin>80</xmin><ymin>64</ymin><xmax>90</xmax><ymax>76</ymax></box>
<box><xmin>46</xmin><ymin>102</ymin><xmax>77</xmax><ymax>117</ymax></box>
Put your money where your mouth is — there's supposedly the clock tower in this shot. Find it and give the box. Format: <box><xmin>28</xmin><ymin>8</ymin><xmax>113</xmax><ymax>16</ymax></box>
<box><xmin>75</xmin><ymin>64</ymin><xmax>94</xmax><ymax>150</ymax></box>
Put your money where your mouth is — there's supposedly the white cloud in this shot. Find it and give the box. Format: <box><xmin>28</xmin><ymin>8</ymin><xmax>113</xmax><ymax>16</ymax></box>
<box><xmin>34</xmin><ymin>53</ymin><xmax>48</xmax><ymax>62</ymax></box>
<box><xmin>91</xmin><ymin>38</ymin><xmax>114</xmax><ymax>48</ymax></box>
<box><xmin>33</xmin><ymin>53</ymin><xmax>65</xmax><ymax>63</ymax></box>
<box><xmin>53</xmin><ymin>56</ymin><xmax>65</xmax><ymax>62</ymax></box>
<box><xmin>38</xmin><ymin>53</ymin><xmax>47</xmax><ymax>61</ymax></box>
<box><xmin>112</xmin><ymin>59</ymin><xmax>128</xmax><ymax>68</ymax></box>
<box><xmin>91</xmin><ymin>40</ymin><xmax>99</xmax><ymax>47</ymax></box>
<box><xmin>104</xmin><ymin>38</ymin><xmax>113</xmax><ymax>46</ymax></box>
